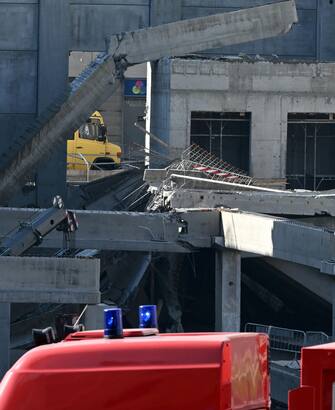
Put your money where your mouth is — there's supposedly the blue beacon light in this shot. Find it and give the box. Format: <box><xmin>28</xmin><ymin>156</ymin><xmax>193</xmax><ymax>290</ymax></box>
<box><xmin>104</xmin><ymin>308</ymin><xmax>123</xmax><ymax>339</ymax></box>
<box><xmin>139</xmin><ymin>305</ymin><xmax>158</xmax><ymax>329</ymax></box>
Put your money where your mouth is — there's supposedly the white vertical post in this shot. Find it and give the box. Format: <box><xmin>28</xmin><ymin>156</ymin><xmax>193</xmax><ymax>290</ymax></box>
<box><xmin>215</xmin><ymin>249</ymin><xmax>241</xmax><ymax>332</ymax></box>
<box><xmin>145</xmin><ymin>61</ymin><xmax>152</xmax><ymax>167</ymax></box>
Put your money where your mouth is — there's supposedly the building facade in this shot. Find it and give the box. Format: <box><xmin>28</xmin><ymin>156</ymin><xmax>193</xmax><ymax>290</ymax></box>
<box><xmin>151</xmin><ymin>58</ymin><xmax>335</xmax><ymax>189</ymax></box>
<box><xmin>1</xmin><ymin>0</ymin><xmax>335</xmax><ymax>205</ymax></box>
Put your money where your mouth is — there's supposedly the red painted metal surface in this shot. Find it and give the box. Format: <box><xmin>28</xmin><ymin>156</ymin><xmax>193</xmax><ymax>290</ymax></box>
<box><xmin>0</xmin><ymin>332</ymin><xmax>269</xmax><ymax>410</ymax></box>
<box><xmin>289</xmin><ymin>342</ymin><xmax>335</xmax><ymax>410</ymax></box>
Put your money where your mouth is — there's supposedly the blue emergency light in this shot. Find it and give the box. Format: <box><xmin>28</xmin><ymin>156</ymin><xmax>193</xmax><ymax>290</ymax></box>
<box><xmin>104</xmin><ymin>308</ymin><xmax>123</xmax><ymax>339</ymax></box>
<box><xmin>139</xmin><ymin>305</ymin><xmax>158</xmax><ymax>329</ymax></box>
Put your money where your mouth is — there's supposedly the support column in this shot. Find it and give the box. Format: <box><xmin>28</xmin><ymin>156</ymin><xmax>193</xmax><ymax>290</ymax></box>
<box><xmin>36</xmin><ymin>0</ymin><xmax>70</xmax><ymax>207</ymax></box>
<box><xmin>332</xmin><ymin>282</ymin><xmax>335</xmax><ymax>339</ymax></box>
<box><xmin>0</xmin><ymin>303</ymin><xmax>10</xmax><ymax>378</ymax></box>
<box><xmin>149</xmin><ymin>0</ymin><xmax>182</xmax><ymax>161</ymax></box>
<box><xmin>215</xmin><ymin>249</ymin><xmax>241</xmax><ymax>332</ymax></box>
<box><xmin>250</xmin><ymin>96</ymin><xmax>283</xmax><ymax>179</ymax></box>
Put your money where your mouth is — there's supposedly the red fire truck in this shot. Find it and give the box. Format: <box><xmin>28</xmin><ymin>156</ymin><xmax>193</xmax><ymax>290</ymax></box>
<box><xmin>289</xmin><ymin>342</ymin><xmax>335</xmax><ymax>410</ymax></box>
<box><xmin>0</xmin><ymin>306</ymin><xmax>270</xmax><ymax>410</ymax></box>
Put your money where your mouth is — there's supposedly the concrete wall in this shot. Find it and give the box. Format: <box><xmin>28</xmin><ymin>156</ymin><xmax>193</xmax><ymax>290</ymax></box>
<box><xmin>1</xmin><ymin>0</ymin><xmax>335</xmax><ymax>206</ymax></box>
<box><xmin>182</xmin><ymin>0</ymin><xmax>335</xmax><ymax>61</ymax></box>
<box><xmin>152</xmin><ymin>58</ymin><xmax>335</xmax><ymax>179</ymax></box>
<box><xmin>0</xmin><ymin>1</ymin><xmax>38</xmax><ymax>155</ymax></box>
<box><xmin>70</xmin><ymin>0</ymin><xmax>150</xmax><ymax>51</ymax></box>
<box><xmin>67</xmin><ymin>0</ymin><xmax>335</xmax><ymax>60</ymax></box>
<box><xmin>0</xmin><ymin>0</ymin><xmax>70</xmax><ymax>207</ymax></box>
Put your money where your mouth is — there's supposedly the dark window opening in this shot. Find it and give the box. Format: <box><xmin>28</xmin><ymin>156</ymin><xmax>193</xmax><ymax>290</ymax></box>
<box><xmin>190</xmin><ymin>112</ymin><xmax>251</xmax><ymax>172</ymax></box>
<box><xmin>286</xmin><ymin>113</ymin><xmax>335</xmax><ymax>190</ymax></box>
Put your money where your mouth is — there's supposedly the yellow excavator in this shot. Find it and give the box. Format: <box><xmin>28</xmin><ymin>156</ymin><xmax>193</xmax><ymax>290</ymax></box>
<box><xmin>67</xmin><ymin>111</ymin><xmax>122</xmax><ymax>171</ymax></box>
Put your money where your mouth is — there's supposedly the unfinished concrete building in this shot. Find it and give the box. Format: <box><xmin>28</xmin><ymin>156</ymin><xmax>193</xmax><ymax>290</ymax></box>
<box><xmin>151</xmin><ymin>58</ymin><xmax>335</xmax><ymax>190</ymax></box>
<box><xmin>2</xmin><ymin>2</ymin><xmax>335</xmax><ymax>405</ymax></box>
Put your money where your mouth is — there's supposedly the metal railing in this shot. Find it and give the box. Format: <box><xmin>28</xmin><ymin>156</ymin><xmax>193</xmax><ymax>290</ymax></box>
<box><xmin>245</xmin><ymin>323</ymin><xmax>331</xmax><ymax>359</ymax></box>
<box><xmin>67</xmin><ymin>153</ymin><xmax>121</xmax><ymax>183</ymax></box>
<box><xmin>171</xmin><ymin>144</ymin><xmax>254</xmax><ymax>186</ymax></box>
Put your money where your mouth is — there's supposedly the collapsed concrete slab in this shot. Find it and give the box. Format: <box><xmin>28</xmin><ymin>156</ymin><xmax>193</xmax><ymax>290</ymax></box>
<box><xmin>0</xmin><ymin>1</ymin><xmax>297</xmax><ymax>204</ymax></box>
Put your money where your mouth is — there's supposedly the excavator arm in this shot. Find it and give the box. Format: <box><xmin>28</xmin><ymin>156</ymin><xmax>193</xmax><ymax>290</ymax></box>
<box><xmin>0</xmin><ymin>196</ymin><xmax>78</xmax><ymax>256</ymax></box>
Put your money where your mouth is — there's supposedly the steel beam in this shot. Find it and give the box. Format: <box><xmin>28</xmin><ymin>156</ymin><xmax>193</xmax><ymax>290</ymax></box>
<box><xmin>0</xmin><ymin>208</ymin><xmax>221</xmax><ymax>253</ymax></box>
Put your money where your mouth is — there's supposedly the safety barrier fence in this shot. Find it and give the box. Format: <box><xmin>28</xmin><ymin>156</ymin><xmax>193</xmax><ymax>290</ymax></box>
<box><xmin>245</xmin><ymin>323</ymin><xmax>330</xmax><ymax>359</ymax></box>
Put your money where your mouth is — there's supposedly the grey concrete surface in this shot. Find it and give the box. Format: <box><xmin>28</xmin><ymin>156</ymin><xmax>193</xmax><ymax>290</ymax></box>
<box><xmin>0</xmin><ymin>1</ymin><xmax>70</xmax><ymax>208</ymax></box>
<box><xmin>165</xmin><ymin>188</ymin><xmax>335</xmax><ymax>216</ymax></box>
<box><xmin>266</xmin><ymin>258</ymin><xmax>334</xmax><ymax>304</ymax></box>
<box><xmin>271</xmin><ymin>361</ymin><xmax>300</xmax><ymax>405</ymax></box>
<box><xmin>1</xmin><ymin>0</ymin><xmax>335</xmax><ymax>207</ymax></box>
<box><xmin>150</xmin><ymin>0</ymin><xmax>182</xmax><ymax>25</ymax></box>
<box><xmin>0</xmin><ymin>54</ymin><xmax>120</xmax><ymax>205</ymax></box>
<box><xmin>0</xmin><ymin>208</ymin><xmax>221</xmax><ymax>252</ymax></box>
<box><xmin>151</xmin><ymin>58</ymin><xmax>335</xmax><ymax>178</ymax></box>
<box><xmin>109</xmin><ymin>1</ymin><xmax>297</xmax><ymax>65</ymax></box>
<box><xmin>215</xmin><ymin>249</ymin><xmax>241</xmax><ymax>332</ymax></box>
<box><xmin>68</xmin><ymin>0</ymin><xmax>335</xmax><ymax>60</ymax></box>
<box><xmin>35</xmin><ymin>0</ymin><xmax>70</xmax><ymax>207</ymax></box>
<box><xmin>0</xmin><ymin>254</ymin><xmax>100</xmax><ymax>377</ymax></box>
<box><xmin>0</xmin><ymin>2</ymin><xmax>297</xmax><ymax>204</ymax></box>
<box><xmin>84</xmin><ymin>304</ymin><xmax>110</xmax><ymax>330</ymax></box>
<box><xmin>0</xmin><ymin>256</ymin><xmax>100</xmax><ymax>303</ymax></box>
<box><xmin>70</xmin><ymin>2</ymin><xmax>149</xmax><ymax>51</ymax></box>
<box><xmin>220</xmin><ymin>209</ymin><xmax>335</xmax><ymax>272</ymax></box>
<box><xmin>0</xmin><ymin>303</ymin><xmax>10</xmax><ymax>379</ymax></box>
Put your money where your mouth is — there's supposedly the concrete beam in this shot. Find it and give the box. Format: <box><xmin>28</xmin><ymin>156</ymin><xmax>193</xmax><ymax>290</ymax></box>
<box><xmin>167</xmin><ymin>189</ymin><xmax>335</xmax><ymax>217</ymax></box>
<box><xmin>36</xmin><ymin>0</ymin><xmax>70</xmax><ymax>207</ymax></box>
<box><xmin>215</xmin><ymin>249</ymin><xmax>241</xmax><ymax>332</ymax></box>
<box><xmin>220</xmin><ymin>209</ymin><xmax>335</xmax><ymax>272</ymax></box>
<box><xmin>0</xmin><ymin>256</ymin><xmax>100</xmax><ymax>303</ymax></box>
<box><xmin>0</xmin><ymin>208</ymin><xmax>221</xmax><ymax>252</ymax></box>
<box><xmin>110</xmin><ymin>1</ymin><xmax>297</xmax><ymax>64</ymax></box>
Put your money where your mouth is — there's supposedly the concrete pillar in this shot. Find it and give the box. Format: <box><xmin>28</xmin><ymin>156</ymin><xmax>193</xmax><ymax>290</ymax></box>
<box><xmin>150</xmin><ymin>0</ymin><xmax>182</xmax><ymax>160</ymax></box>
<box><xmin>332</xmin><ymin>282</ymin><xmax>335</xmax><ymax>339</ymax></box>
<box><xmin>215</xmin><ymin>249</ymin><xmax>241</xmax><ymax>332</ymax></box>
<box><xmin>250</xmin><ymin>96</ymin><xmax>283</xmax><ymax>179</ymax></box>
<box><xmin>318</xmin><ymin>1</ymin><xmax>335</xmax><ymax>61</ymax></box>
<box><xmin>36</xmin><ymin>0</ymin><xmax>70</xmax><ymax>207</ymax></box>
<box><xmin>0</xmin><ymin>303</ymin><xmax>10</xmax><ymax>378</ymax></box>
<box><xmin>150</xmin><ymin>59</ymin><xmax>172</xmax><ymax>159</ymax></box>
